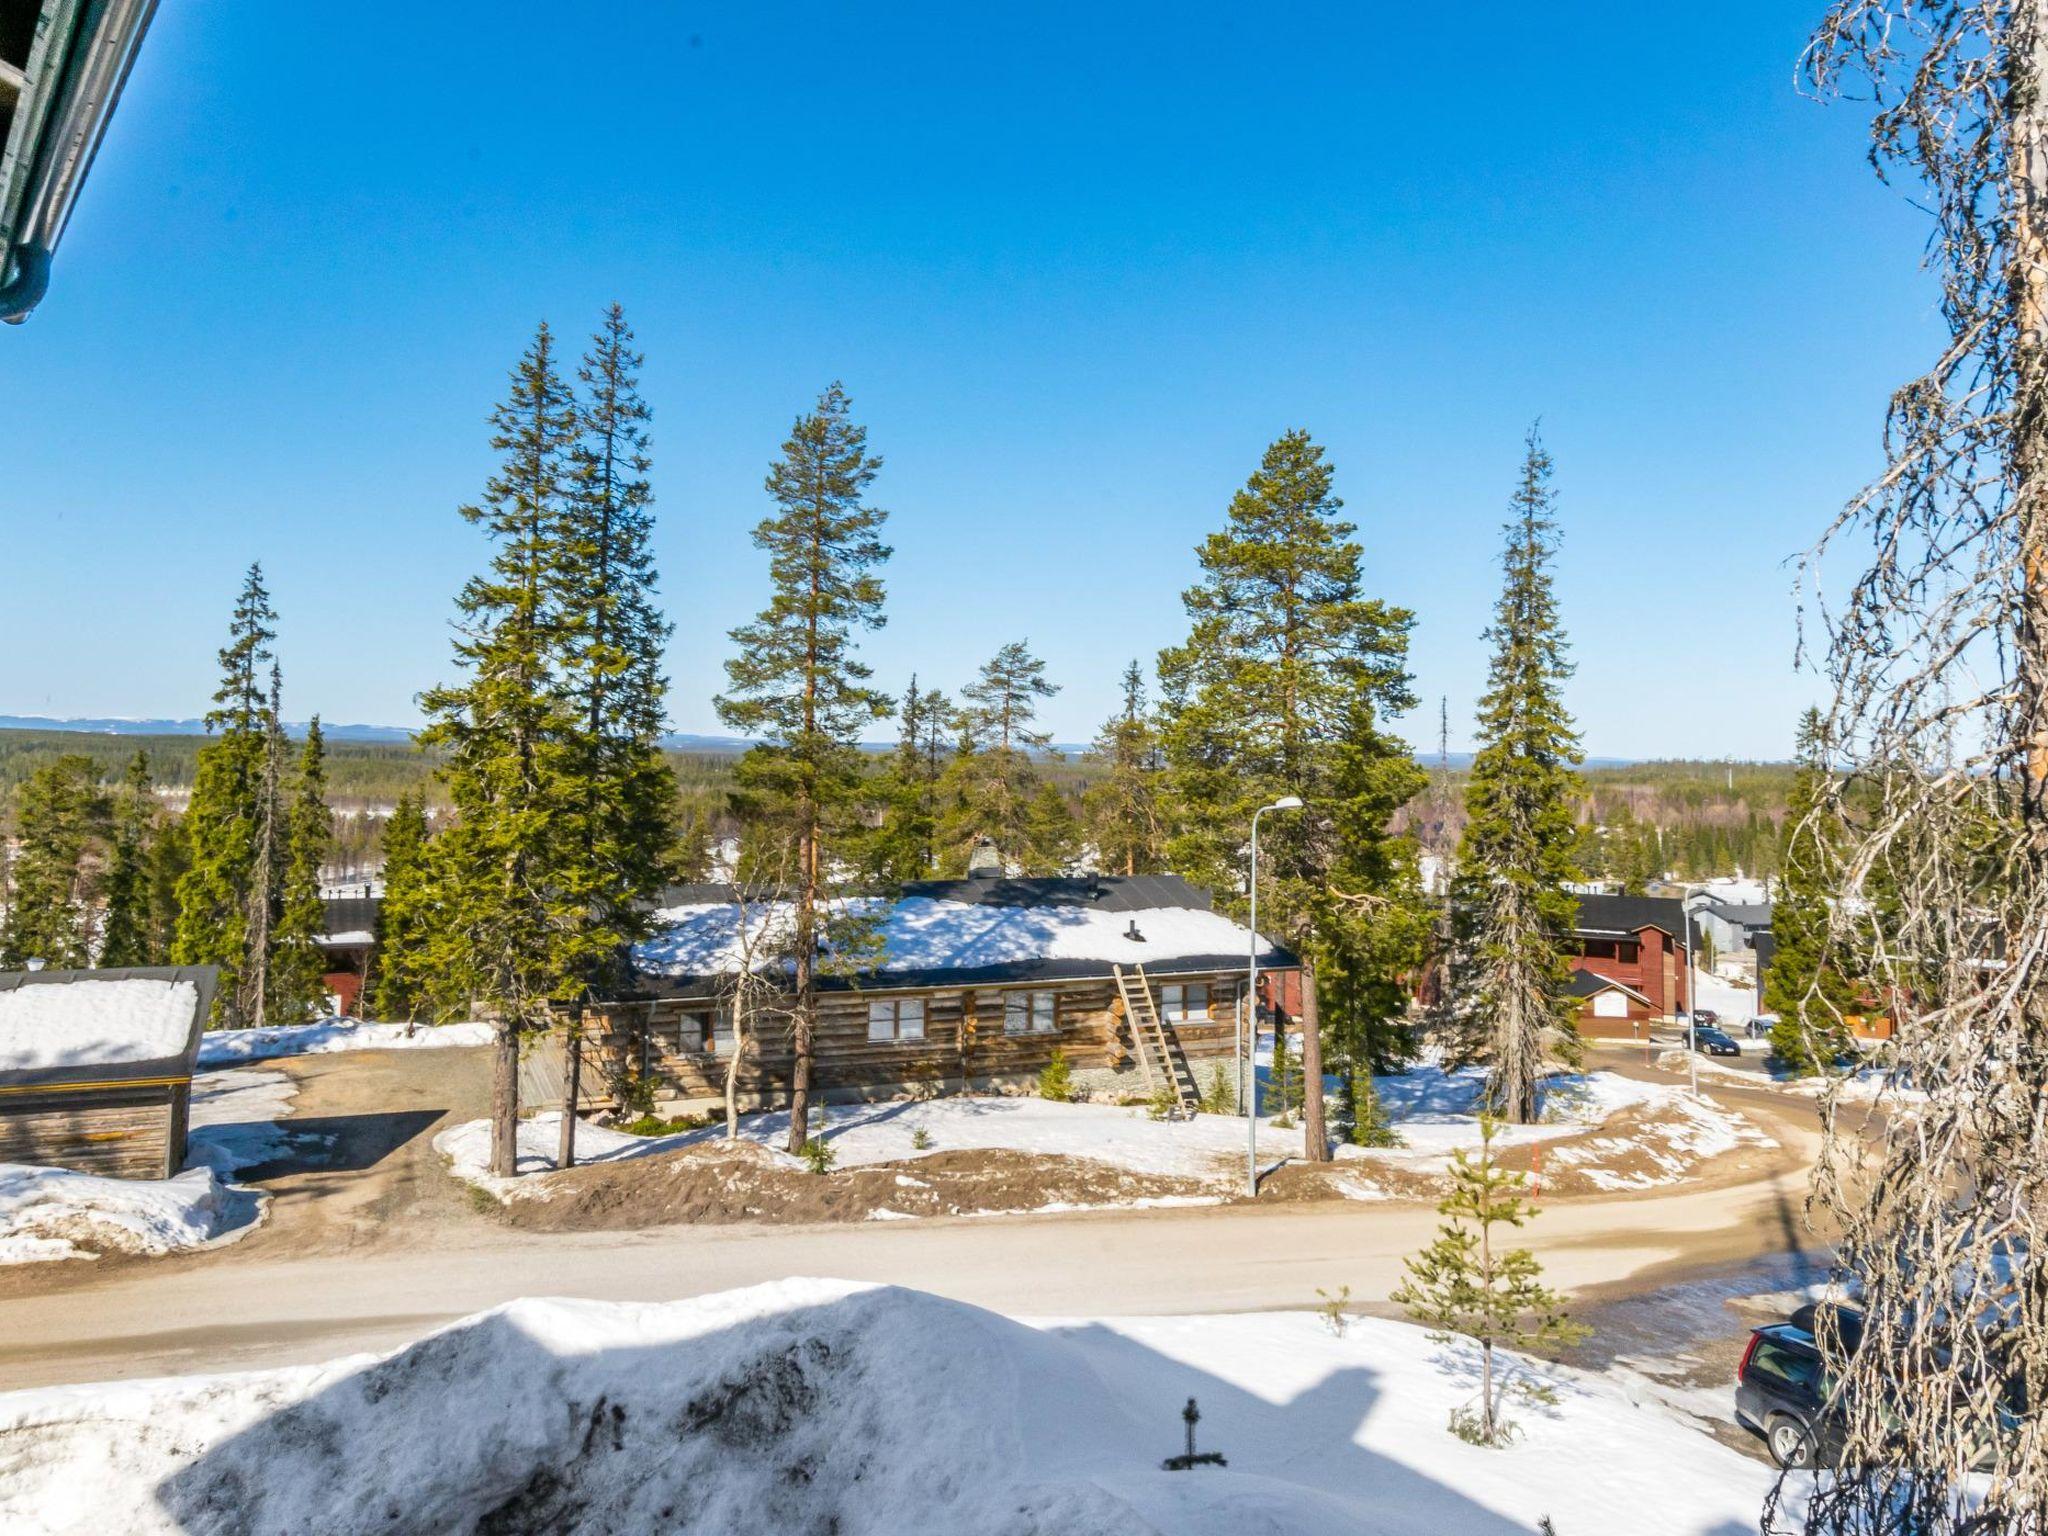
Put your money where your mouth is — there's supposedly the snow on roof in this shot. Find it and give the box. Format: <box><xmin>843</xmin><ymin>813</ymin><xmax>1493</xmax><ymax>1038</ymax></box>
<box><xmin>0</xmin><ymin>977</ymin><xmax>203</xmax><ymax>1076</ymax></box>
<box><xmin>633</xmin><ymin>895</ymin><xmax>1287</xmax><ymax>986</ymax></box>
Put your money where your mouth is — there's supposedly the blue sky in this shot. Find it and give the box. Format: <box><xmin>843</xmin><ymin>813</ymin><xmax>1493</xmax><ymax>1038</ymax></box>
<box><xmin>1</xmin><ymin>2</ymin><xmax>1934</xmax><ymax>758</ymax></box>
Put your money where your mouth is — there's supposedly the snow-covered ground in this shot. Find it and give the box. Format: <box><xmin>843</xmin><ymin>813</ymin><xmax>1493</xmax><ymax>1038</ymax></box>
<box><xmin>0</xmin><ymin>1068</ymin><xmax>296</xmax><ymax>1264</ymax></box>
<box><xmin>440</xmin><ymin>1065</ymin><xmax>1767</xmax><ymax>1205</ymax></box>
<box><xmin>1692</xmin><ymin>969</ymin><xmax>1758</xmax><ymax>1027</ymax></box>
<box><xmin>0</xmin><ymin>1279</ymin><xmax>1799</xmax><ymax>1535</ymax></box>
<box><xmin>197</xmin><ymin>1018</ymin><xmax>493</xmax><ymax>1066</ymax></box>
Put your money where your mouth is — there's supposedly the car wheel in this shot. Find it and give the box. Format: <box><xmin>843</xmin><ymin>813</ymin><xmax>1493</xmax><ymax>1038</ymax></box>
<box><xmin>1768</xmin><ymin>1416</ymin><xmax>1814</xmax><ymax>1469</ymax></box>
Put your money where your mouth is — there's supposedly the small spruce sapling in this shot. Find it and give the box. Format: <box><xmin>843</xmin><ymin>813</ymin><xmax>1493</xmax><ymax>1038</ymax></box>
<box><xmin>1038</xmin><ymin>1048</ymin><xmax>1073</xmax><ymax>1102</ymax></box>
<box><xmin>1201</xmin><ymin>1060</ymin><xmax>1237</xmax><ymax>1115</ymax></box>
<box><xmin>910</xmin><ymin>1124</ymin><xmax>934</xmax><ymax>1151</ymax></box>
<box><xmin>1390</xmin><ymin>1114</ymin><xmax>1588</xmax><ymax>1446</ymax></box>
<box><xmin>1316</xmin><ymin>1285</ymin><xmax>1352</xmax><ymax>1338</ymax></box>
<box><xmin>1348</xmin><ymin>1070</ymin><xmax>1403</xmax><ymax>1149</ymax></box>
<box><xmin>800</xmin><ymin>1137</ymin><xmax>837</xmax><ymax>1175</ymax></box>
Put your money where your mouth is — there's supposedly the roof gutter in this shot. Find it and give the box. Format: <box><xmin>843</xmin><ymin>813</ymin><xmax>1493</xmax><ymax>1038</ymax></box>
<box><xmin>1</xmin><ymin>0</ymin><xmax>158</xmax><ymax>324</ymax></box>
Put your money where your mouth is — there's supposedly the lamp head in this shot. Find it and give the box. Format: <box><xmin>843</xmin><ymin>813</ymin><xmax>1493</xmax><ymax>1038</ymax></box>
<box><xmin>1272</xmin><ymin>795</ymin><xmax>1304</xmax><ymax>811</ymax></box>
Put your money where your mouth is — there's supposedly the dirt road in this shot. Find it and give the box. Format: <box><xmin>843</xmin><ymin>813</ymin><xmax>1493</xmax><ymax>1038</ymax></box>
<box><xmin>0</xmin><ymin>1046</ymin><xmax>1834</xmax><ymax>1392</ymax></box>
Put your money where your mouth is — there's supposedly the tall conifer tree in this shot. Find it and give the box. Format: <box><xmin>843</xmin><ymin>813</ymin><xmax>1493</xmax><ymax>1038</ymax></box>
<box><xmin>367</xmin><ymin>793</ymin><xmax>434</xmax><ymax>1021</ymax></box>
<box><xmin>867</xmin><ymin>676</ymin><xmax>951</xmax><ymax>883</ymax></box>
<box><xmin>98</xmin><ymin>751</ymin><xmax>158</xmax><ymax>968</ymax></box>
<box><xmin>1765</xmin><ymin>708</ymin><xmax>1857</xmax><ymax>1073</ymax></box>
<box><xmin>238</xmin><ymin>665</ymin><xmax>288</xmax><ymax>1028</ymax></box>
<box><xmin>1450</xmin><ymin>429</ymin><xmax>1585</xmax><ymax>1123</ymax></box>
<box><xmin>175</xmin><ymin>565</ymin><xmax>278</xmax><ymax>1025</ymax></box>
<box><xmin>936</xmin><ymin>640</ymin><xmax>1063</xmax><ymax>872</ymax></box>
<box><xmin>1083</xmin><ymin>660</ymin><xmax>1166</xmax><ymax>876</ymax></box>
<box><xmin>560</xmin><ymin>304</ymin><xmax>681</xmax><ymax>987</ymax></box>
<box><xmin>1159</xmin><ymin>429</ymin><xmax>1418</xmax><ymax>1161</ymax></box>
<box><xmin>421</xmin><ymin>321</ymin><xmax>594</xmax><ymax>1177</ymax></box>
<box><xmin>716</xmin><ymin>381</ymin><xmax>892</xmax><ymax>1152</ymax></box>
<box><xmin>0</xmin><ymin>755</ymin><xmax>105</xmax><ymax>969</ymax></box>
<box><xmin>269</xmin><ymin>717</ymin><xmax>333</xmax><ymax>1021</ymax></box>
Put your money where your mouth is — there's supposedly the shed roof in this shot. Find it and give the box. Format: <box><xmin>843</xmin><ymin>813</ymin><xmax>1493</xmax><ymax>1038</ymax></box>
<box><xmin>0</xmin><ymin>966</ymin><xmax>217</xmax><ymax>1089</ymax></box>
<box><xmin>1569</xmin><ymin>969</ymin><xmax>1653</xmax><ymax>1006</ymax></box>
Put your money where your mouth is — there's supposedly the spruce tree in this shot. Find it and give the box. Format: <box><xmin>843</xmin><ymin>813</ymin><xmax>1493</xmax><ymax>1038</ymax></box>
<box><xmin>420</xmin><ymin>321</ymin><xmax>594</xmax><ymax>1177</ymax></box>
<box><xmin>268</xmin><ymin>717</ymin><xmax>333</xmax><ymax>1021</ymax></box>
<box><xmin>175</xmin><ymin>565</ymin><xmax>278</xmax><ymax>1024</ymax></box>
<box><xmin>1159</xmin><ymin>429</ymin><xmax>1418</xmax><ymax>1162</ymax></box>
<box><xmin>936</xmin><ymin>640</ymin><xmax>1062</xmax><ymax>872</ymax></box>
<box><xmin>867</xmin><ymin>676</ymin><xmax>950</xmax><ymax>883</ymax></box>
<box><xmin>237</xmin><ymin>665</ymin><xmax>288</xmax><ymax>1028</ymax></box>
<box><xmin>1083</xmin><ymin>660</ymin><xmax>1167</xmax><ymax>875</ymax></box>
<box><xmin>367</xmin><ymin>792</ymin><xmax>433</xmax><ymax>1021</ymax></box>
<box><xmin>559</xmin><ymin>303</ymin><xmax>681</xmax><ymax>989</ymax></box>
<box><xmin>1451</xmin><ymin>429</ymin><xmax>1585</xmax><ymax>1123</ymax></box>
<box><xmin>1766</xmin><ymin>708</ymin><xmax>1857</xmax><ymax>1073</ymax></box>
<box><xmin>0</xmin><ymin>755</ymin><xmax>105</xmax><ymax>969</ymax></box>
<box><xmin>97</xmin><ymin>751</ymin><xmax>158</xmax><ymax>968</ymax></box>
<box><xmin>1391</xmin><ymin>1114</ymin><xmax>1588</xmax><ymax>1445</ymax></box>
<box><xmin>146</xmin><ymin>815</ymin><xmax>188</xmax><ymax>965</ymax></box>
<box><xmin>715</xmin><ymin>381</ymin><xmax>892</xmax><ymax>1152</ymax></box>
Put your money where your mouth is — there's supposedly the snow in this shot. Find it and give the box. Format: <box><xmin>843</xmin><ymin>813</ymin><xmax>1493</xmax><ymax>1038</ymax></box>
<box><xmin>1693</xmin><ymin>875</ymin><xmax>1770</xmax><ymax>906</ymax></box>
<box><xmin>0</xmin><ymin>1280</ymin><xmax>1799</xmax><ymax>1535</ymax></box>
<box><xmin>634</xmin><ymin>894</ymin><xmax>1280</xmax><ymax>980</ymax></box>
<box><xmin>0</xmin><ymin>1068</ymin><xmax>291</xmax><ymax>1263</ymax></box>
<box><xmin>0</xmin><ymin>977</ymin><xmax>199</xmax><ymax>1073</ymax></box>
<box><xmin>441</xmin><ymin>1066</ymin><xmax>1765</xmax><ymax>1203</ymax></box>
<box><xmin>197</xmin><ymin>1018</ymin><xmax>494</xmax><ymax>1066</ymax></box>
<box><xmin>1692</xmin><ymin>969</ymin><xmax>1758</xmax><ymax>1027</ymax></box>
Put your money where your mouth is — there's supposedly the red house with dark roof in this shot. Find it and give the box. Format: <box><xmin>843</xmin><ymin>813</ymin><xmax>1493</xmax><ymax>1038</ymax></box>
<box><xmin>1569</xmin><ymin>893</ymin><xmax>1690</xmax><ymax>1038</ymax></box>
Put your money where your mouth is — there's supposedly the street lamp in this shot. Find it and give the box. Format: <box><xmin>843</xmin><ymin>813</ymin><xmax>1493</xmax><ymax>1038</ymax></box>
<box><xmin>1247</xmin><ymin>795</ymin><xmax>1304</xmax><ymax>1198</ymax></box>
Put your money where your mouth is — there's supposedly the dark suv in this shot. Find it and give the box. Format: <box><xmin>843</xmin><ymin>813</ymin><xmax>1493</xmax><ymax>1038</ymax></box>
<box><xmin>1735</xmin><ymin>1315</ymin><xmax>1852</xmax><ymax>1467</ymax></box>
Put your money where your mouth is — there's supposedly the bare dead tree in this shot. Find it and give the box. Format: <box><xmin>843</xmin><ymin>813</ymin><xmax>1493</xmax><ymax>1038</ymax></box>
<box><xmin>721</xmin><ymin>862</ymin><xmax>796</xmax><ymax>1143</ymax></box>
<box><xmin>1771</xmin><ymin>4</ymin><xmax>2048</xmax><ymax>1529</ymax></box>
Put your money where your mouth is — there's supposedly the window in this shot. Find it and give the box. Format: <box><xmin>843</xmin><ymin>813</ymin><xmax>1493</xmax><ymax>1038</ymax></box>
<box><xmin>866</xmin><ymin>996</ymin><xmax>927</xmax><ymax>1043</ymax></box>
<box><xmin>1749</xmin><ymin>1339</ymin><xmax>1822</xmax><ymax>1395</ymax></box>
<box><xmin>1003</xmin><ymin>989</ymin><xmax>1059</xmax><ymax>1035</ymax></box>
<box><xmin>664</xmin><ymin>1009</ymin><xmax>718</xmax><ymax>1055</ymax></box>
<box><xmin>1159</xmin><ymin>982</ymin><xmax>1210</xmax><ymax>1023</ymax></box>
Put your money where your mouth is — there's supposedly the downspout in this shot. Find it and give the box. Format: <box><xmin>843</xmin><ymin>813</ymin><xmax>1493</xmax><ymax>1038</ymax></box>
<box><xmin>0</xmin><ymin>242</ymin><xmax>50</xmax><ymax>323</ymax></box>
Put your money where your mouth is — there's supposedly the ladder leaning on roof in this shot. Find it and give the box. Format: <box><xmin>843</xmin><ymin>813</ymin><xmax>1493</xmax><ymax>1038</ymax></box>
<box><xmin>1113</xmin><ymin>963</ymin><xmax>1202</xmax><ymax>1117</ymax></box>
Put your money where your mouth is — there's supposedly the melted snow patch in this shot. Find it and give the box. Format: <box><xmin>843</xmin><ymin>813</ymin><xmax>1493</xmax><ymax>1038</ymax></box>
<box><xmin>198</xmin><ymin>1018</ymin><xmax>494</xmax><ymax>1066</ymax></box>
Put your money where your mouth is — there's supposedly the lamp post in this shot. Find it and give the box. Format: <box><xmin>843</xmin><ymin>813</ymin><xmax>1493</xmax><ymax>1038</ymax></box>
<box><xmin>1683</xmin><ymin>903</ymin><xmax>1699</xmax><ymax>1100</ymax></box>
<box><xmin>1247</xmin><ymin>795</ymin><xmax>1304</xmax><ymax>1198</ymax></box>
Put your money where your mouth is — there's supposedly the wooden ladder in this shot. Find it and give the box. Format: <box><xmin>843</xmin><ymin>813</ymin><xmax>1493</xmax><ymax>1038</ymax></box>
<box><xmin>1114</xmin><ymin>963</ymin><xmax>1202</xmax><ymax>1116</ymax></box>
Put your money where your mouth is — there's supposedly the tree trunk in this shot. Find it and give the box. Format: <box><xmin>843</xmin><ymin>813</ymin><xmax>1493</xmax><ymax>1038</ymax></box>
<box><xmin>1299</xmin><ymin>956</ymin><xmax>1330</xmax><ymax>1162</ymax></box>
<box><xmin>556</xmin><ymin>1019</ymin><xmax>581</xmax><ymax>1170</ymax></box>
<box><xmin>787</xmin><ymin>828</ymin><xmax>817</xmax><ymax>1154</ymax></box>
<box><xmin>725</xmin><ymin>999</ymin><xmax>748</xmax><ymax>1141</ymax></box>
<box><xmin>490</xmin><ymin>1015</ymin><xmax>519</xmax><ymax>1179</ymax></box>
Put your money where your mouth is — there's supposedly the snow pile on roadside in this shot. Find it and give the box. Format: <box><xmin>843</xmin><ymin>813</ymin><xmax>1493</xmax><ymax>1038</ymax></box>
<box><xmin>0</xmin><ymin>977</ymin><xmax>198</xmax><ymax>1071</ymax></box>
<box><xmin>198</xmin><ymin>1018</ymin><xmax>493</xmax><ymax>1066</ymax></box>
<box><xmin>0</xmin><ymin>1280</ymin><xmax>1797</xmax><ymax>1535</ymax></box>
<box><xmin>0</xmin><ymin>1068</ymin><xmax>294</xmax><ymax>1264</ymax></box>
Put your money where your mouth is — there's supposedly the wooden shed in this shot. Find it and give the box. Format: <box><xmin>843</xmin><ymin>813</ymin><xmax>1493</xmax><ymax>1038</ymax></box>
<box><xmin>0</xmin><ymin>965</ymin><xmax>218</xmax><ymax>1179</ymax></box>
<box><xmin>579</xmin><ymin>875</ymin><xmax>1299</xmax><ymax>1116</ymax></box>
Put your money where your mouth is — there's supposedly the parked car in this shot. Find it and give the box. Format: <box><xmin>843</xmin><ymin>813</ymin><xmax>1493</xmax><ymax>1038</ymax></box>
<box><xmin>1747</xmin><ymin>1013</ymin><xmax>1778</xmax><ymax>1040</ymax></box>
<box><xmin>1686</xmin><ymin>1008</ymin><xmax>1720</xmax><ymax>1028</ymax></box>
<box><xmin>1736</xmin><ymin>1322</ymin><xmax>1840</xmax><ymax>1467</ymax></box>
<box><xmin>1691</xmin><ymin>1026</ymin><xmax>1741</xmax><ymax>1057</ymax></box>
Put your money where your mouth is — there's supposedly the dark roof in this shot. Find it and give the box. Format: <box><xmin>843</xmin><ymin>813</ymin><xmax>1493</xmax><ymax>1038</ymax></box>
<box><xmin>319</xmin><ymin>895</ymin><xmax>380</xmax><ymax>940</ymax></box>
<box><xmin>899</xmin><ymin>874</ymin><xmax>1214</xmax><ymax>912</ymax></box>
<box><xmin>1569</xmin><ymin>969</ymin><xmax>1651</xmax><ymax>1004</ymax></box>
<box><xmin>0</xmin><ymin>965</ymin><xmax>217</xmax><ymax>1089</ymax></box>
<box><xmin>1572</xmin><ymin>893</ymin><xmax>1687</xmax><ymax>938</ymax></box>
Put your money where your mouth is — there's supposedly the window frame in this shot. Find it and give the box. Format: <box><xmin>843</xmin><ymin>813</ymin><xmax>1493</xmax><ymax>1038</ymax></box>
<box><xmin>1159</xmin><ymin>981</ymin><xmax>1211</xmax><ymax>1023</ymax></box>
<box><xmin>865</xmin><ymin>994</ymin><xmax>928</xmax><ymax>1043</ymax></box>
<box><xmin>1002</xmin><ymin>988</ymin><xmax>1061</xmax><ymax>1036</ymax></box>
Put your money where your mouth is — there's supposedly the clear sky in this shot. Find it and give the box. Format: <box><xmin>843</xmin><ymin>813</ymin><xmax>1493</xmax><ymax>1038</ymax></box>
<box><xmin>0</xmin><ymin>2</ymin><xmax>1935</xmax><ymax>758</ymax></box>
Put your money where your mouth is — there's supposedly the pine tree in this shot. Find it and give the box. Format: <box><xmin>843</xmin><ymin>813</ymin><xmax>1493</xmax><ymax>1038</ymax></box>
<box><xmin>1083</xmin><ymin>660</ymin><xmax>1166</xmax><ymax>875</ymax></box>
<box><xmin>1766</xmin><ymin>709</ymin><xmax>1857</xmax><ymax>1074</ymax></box>
<box><xmin>1451</xmin><ymin>429</ymin><xmax>1585</xmax><ymax>1123</ymax></box>
<box><xmin>268</xmin><ymin>717</ymin><xmax>333</xmax><ymax>1022</ymax></box>
<box><xmin>97</xmin><ymin>751</ymin><xmax>158</xmax><ymax>968</ymax></box>
<box><xmin>559</xmin><ymin>304</ymin><xmax>682</xmax><ymax>991</ymax></box>
<box><xmin>420</xmin><ymin>321</ymin><xmax>594</xmax><ymax>1178</ymax></box>
<box><xmin>716</xmin><ymin>381</ymin><xmax>892</xmax><ymax>1152</ymax></box>
<box><xmin>1391</xmin><ymin>1114</ymin><xmax>1588</xmax><ymax>1445</ymax></box>
<box><xmin>0</xmin><ymin>755</ymin><xmax>105</xmax><ymax>969</ymax></box>
<box><xmin>1159</xmin><ymin>429</ymin><xmax>1418</xmax><ymax>1162</ymax></box>
<box><xmin>366</xmin><ymin>793</ymin><xmax>433</xmax><ymax>1021</ymax></box>
<box><xmin>238</xmin><ymin>666</ymin><xmax>288</xmax><ymax>1028</ymax></box>
<box><xmin>936</xmin><ymin>640</ymin><xmax>1062</xmax><ymax>872</ymax></box>
<box><xmin>175</xmin><ymin>565</ymin><xmax>278</xmax><ymax>1024</ymax></box>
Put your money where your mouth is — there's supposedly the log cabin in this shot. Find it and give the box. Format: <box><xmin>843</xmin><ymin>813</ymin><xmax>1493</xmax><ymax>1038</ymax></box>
<box><xmin>578</xmin><ymin>874</ymin><xmax>1300</xmax><ymax>1116</ymax></box>
<box><xmin>0</xmin><ymin>965</ymin><xmax>218</xmax><ymax>1178</ymax></box>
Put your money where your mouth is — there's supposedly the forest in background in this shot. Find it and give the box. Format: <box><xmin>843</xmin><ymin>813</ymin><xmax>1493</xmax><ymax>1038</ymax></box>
<box><xmin>0</xmin><ymin>725</ymin><xmax>1795</xmax><ymax>884</ymax></box>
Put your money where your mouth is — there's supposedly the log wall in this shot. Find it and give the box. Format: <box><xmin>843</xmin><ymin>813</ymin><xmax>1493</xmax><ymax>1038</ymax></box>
<box><xmin>0</xmin><ymin>1083</ymin><xmax>187</xmax><ymax>1179</ymax></box>
<box><xmin>577</xmin><ymin>972</ymin><xmax>1262</xmax><ymax>1113</ymax></box>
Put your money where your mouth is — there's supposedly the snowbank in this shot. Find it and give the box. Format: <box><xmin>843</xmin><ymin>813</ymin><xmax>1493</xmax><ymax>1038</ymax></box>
<box><xmin>0</xmin><ymin>976</ymin><xmax>198</xmax><ymax>1072</ymax></box>
<box><xmin>0</xmin><ymin>1280</ymin><xmax>1796</xmax><ymax>1535</ymax></box>
<box><xmin>0</xmin><ymin>1068</ymin><xmax>294</xmax><ymax>1264</ymax></box>
<box><xmin>635</xmin><ymin>894</ymin><xmax>1280</xmax><ymax>980</ymax></box>
<box><xmin>198</xmin><ymin>1018</ymin><xmax>493</xmax><ymax>1066</ymax></box>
